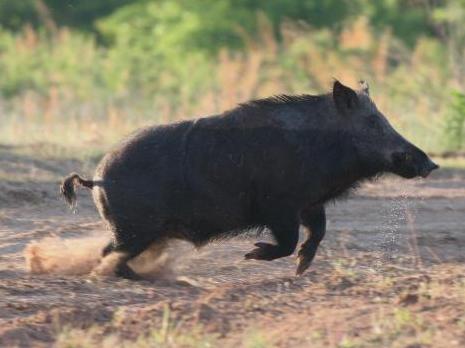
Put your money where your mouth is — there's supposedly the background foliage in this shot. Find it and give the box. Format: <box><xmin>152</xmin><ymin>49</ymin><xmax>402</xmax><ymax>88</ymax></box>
<box><xmin>0</xmin><ymin>0</ymin><xmax>464</xmax><ymax>152</ymax></box>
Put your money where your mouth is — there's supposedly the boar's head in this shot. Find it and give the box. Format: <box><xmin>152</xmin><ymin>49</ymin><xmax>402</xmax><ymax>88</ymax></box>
<box><xmin>332</xmin><ymin>80</ymin><xmax>439</xmax><ymax>179</ymax></box>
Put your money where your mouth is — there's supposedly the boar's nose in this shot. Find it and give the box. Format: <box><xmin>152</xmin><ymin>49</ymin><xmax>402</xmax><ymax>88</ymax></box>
<box><xmin>420</xmin><ymin>158</ymin><xmax>439</xmax><ymax>178</ymax></box>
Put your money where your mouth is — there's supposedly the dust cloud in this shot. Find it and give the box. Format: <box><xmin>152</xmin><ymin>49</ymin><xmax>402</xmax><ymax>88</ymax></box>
<box><xmin>24</xmin><ymin>235</ymin><xmax>175</xmax><ymax>279</ymax></box>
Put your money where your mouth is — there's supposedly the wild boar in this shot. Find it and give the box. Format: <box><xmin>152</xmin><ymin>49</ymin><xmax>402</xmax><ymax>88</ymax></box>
<box><xmin>61</xmin><ymin>80</ymin><xmax>438</xmax><ymax>279</ymax></box>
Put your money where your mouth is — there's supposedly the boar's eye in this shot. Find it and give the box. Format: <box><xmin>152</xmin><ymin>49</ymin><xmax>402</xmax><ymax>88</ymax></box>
<box><xmin>367</xmin><ymin>116</ymin><xmax>378</xmax><ymax>127</ymax></box>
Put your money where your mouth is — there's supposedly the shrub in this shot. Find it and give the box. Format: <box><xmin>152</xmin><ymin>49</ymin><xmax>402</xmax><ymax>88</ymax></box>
<box><xmin>444</xmin><ymin>91</ymin><xmax>465</xmax><ymax>150</ymax></box>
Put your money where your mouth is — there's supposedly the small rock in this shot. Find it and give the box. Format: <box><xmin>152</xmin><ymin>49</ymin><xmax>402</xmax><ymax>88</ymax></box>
<box><xmin>397</xmin><ymin>293</ymin><xmax>419</xmax><ymax>306</ymax></box>
<box><xmin>195</xmin><ymin>303</ymin><xmax>217</xmax><ymax>322</ymax></box>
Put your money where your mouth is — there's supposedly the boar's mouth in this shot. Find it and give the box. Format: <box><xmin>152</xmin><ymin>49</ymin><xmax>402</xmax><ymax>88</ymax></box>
<box><xmin>419</xmin><ymin>159</ymin><xmax>439</xmax><ymax>178</ymax></box>
<box><xmin>391</xmin><ymin>152</ymin><xmax>439</xmax><ymax>179</ymax></box>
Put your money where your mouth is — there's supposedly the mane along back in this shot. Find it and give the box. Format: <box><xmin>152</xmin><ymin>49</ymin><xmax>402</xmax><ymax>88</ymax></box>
<box><xmin>215</xmin><ymin>93</ymin><xmax>329</xmax><ymax>130</ymax></box>
<box><xmin>239</xmin><ymin>94</ymin><xmax>324</xmax><ymax>109</ymax></box>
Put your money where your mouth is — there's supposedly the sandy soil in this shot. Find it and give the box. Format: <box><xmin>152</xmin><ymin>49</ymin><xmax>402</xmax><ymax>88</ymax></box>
<box><xmin>0</xmin><ymin>148</ymin><xmax>464</xmax><ymax>347</ymax></box>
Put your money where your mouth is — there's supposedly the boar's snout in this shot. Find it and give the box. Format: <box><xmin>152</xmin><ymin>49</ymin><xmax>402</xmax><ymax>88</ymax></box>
<box><xmin>391</xmin><ymin>147</ymin><xmax>439</xmax><ymax>179</ymax></box>
<box><xmin>420</xmin><ymin>157</ymin><xmax>439</xmax><ymax>178</ymax></box>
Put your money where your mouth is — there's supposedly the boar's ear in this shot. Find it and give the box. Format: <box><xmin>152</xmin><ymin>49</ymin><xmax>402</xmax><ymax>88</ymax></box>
<box><xmin>359</xmin><ymin>80</ymin><xmax>369</xmax><ymax>96</ymax></box>
<box><xmin>333</xmin><ymin>80</ymin><xmax>359</xmax><ymax>114</ymax></box>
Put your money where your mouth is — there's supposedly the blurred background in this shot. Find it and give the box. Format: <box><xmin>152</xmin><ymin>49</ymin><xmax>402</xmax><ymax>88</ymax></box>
<box><xmin>1</xmin><ymin>0</ymin><xmax>464</xmax><ymax>155</ymax></box>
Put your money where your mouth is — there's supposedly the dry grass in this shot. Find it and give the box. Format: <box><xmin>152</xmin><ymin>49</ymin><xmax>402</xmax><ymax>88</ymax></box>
<box><xmin>0</xmin><ymin>17</ymin><xmax>458</xmax><ymax>154</ymax></box>
<box><xmin>50</xmin><ymin>262</ymin><xmax>465</xmax><ymax>348</ymax></box>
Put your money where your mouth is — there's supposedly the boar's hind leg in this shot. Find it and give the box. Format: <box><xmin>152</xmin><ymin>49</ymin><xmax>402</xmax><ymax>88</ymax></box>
<box><xmin>296</xmin><ymin>206</ymin><xmax>326</xmax><ymax>275</ymax></box>
<box><xmin>110</xmin><ymin>241</ymin><xmax>154</xmax><ymax>280</ymax></box>
<box><xmin>245</xmin><ymin>218</ymin><xmax>299</xmax><ymax>261</ymax></box>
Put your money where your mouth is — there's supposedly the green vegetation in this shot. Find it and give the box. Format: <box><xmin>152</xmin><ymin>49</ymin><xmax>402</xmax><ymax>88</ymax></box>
<box><xmin>444</xmin><ymin>92</ymin><xmax>465</xmax><ymax>150</ymax></box>
<box><xmin>55</xmin><ymin>324</ymin><xmax>218</xmax><ymax>348</ymax></box>
<box><xmin>55</xmin><ymin>305</ymin><xmax>219</xmax><ymax>348</ymax></box>
<box><xmin>0</xmin><ymin>0</ymin><xmax>464</xmax><ymax>152</ymax></box>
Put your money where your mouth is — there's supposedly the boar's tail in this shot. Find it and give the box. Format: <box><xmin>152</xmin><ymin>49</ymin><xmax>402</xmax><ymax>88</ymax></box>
<box><xmin>60</xmin><ymin>173</ymin><xmax>94</xmax><ymax>207</ymax></box>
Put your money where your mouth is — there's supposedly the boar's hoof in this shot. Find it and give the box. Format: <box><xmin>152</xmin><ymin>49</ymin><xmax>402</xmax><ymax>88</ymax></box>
<box><xmin>102</xmin><ymin>241</ymin><xmax>115</xmax><ymax>257</ymax></box>
<box><xmin>244</xmin><ymin>242</ymin><xmax>280</xmax><ymax>261</ymax></box>
<box><xmin>115</xmin><ymin>263</ymin><xmax>143</xmax><ymax>281</ymax></box>
<box><xmin>295</xmin><ymin>255</ymin><xmax>314</xmax><ymax>276</ymax></box>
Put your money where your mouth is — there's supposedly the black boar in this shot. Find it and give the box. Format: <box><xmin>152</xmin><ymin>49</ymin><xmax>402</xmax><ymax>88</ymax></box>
<box><xmin>61</xmin><ymin>80</ymin><xmax>438</xmax><ymax>279</ymax></box>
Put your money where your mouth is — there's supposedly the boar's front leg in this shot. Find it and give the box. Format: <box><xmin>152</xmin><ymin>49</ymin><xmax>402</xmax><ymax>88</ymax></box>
<box><xmin>296</xmin><ymin>206</ymin><xmax>326</xmax><ymax>275</ymax></box>
<box><xmin>245</xmin><ymin>217</ymin><xmax>299</xmax><ymax>261</ymax></box>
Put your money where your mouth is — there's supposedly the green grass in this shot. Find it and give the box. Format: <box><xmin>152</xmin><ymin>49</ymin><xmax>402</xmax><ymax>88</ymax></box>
<box><xmin>55</xmin><ymin>305</ymin><xmax>218</xmax><ymax>348</ymax></box>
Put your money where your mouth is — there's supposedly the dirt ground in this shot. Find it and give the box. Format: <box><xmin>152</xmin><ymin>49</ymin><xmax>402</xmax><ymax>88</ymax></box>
<box><xmin>0</xmin><ymin>147</ymin><xmax>464</xmax><ymax>347</ymax></box>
